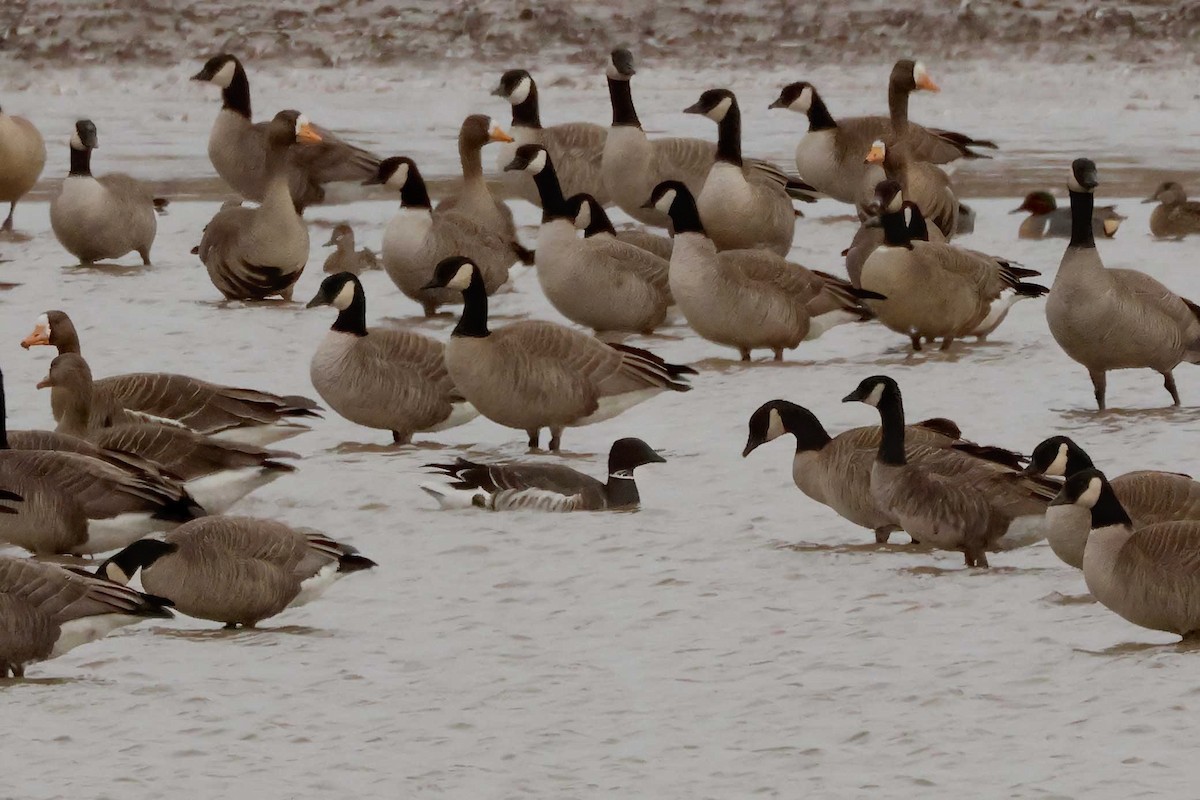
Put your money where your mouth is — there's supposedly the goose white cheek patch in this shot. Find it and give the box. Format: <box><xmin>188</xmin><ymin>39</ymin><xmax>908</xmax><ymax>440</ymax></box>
<box><xmin>70</xmin><ymin>132</ymin><xmax>83</xmax><ymax>150</ymax></box>
<box><xmin>654</xmin><ymin>189</ymin><xmax>676</xmax><ymax>213</ymax></box>
<box><xmin>575</xmin><ymin>204</ymin><xmax>591</xmax><ymax>230</ymax></box>
<box><xmin>448</xmin><ymin>264</ymin><xmax>475</xmax><ymax>290</ymax></box>
<box><xmin>527</xmin><ymin>150</ymin><xmax>547</xmax><ymax>174</ymax></box>
<box><xmin>509</xmin><ymin>77</ymin><xmax>531</xmax><ymax>105</ymax></box>
<box><xmin>794</xmin><ymin>86</ymin><xmax>813</xmax><ymax>113</ymax></box>
<box><xmin>706</xmin><ymin>97</ymin><xmax>733</xmax><ymax>122</ymax></box>
<box><xmin>863</xmin><ymin>382</ymin><xmax>885</xmax><ymax>407</ymax></box>
<box><xmin>1046</xmin><ymin>444</ymin><xmax>1069</xmax><ymax>477</ymax></box>
<box><xmin>765</xmin><ymin>408</ymin><xmax>785</xmax><ymax>441</ymax></box>
<box><xmin>387</xmin><ymin>163</ymin><xmax>410</xmax><ymax>189</ymax></box>
<box><xmin>1079</xmin><ymin>477</ymin><xmax>1103</xmax><ymax>508</ymax></box>
<box><xmin>332</xmin><ymin>282</ymin><xmax>356</xmax><ymax>310</ymax></box>
<box><xmin>212</xmin><ymin>60</ymin><xmax>236</xmax><ymax>88</ymax></box>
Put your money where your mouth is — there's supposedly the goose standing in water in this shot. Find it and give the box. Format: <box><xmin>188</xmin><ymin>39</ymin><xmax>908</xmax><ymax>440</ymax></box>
<box><xmin>1046</xmin><ymin>159</ymin><xmax>1200</xmax><ymax>409</ymax></box>
<box><xmin>0</xmin><ymin>103</ymin><xmax>46</xmax><ymax>233</ymax></box>
<box><xmin>191</xmin><ymin>53</ymin><xmax>380</xmax><ymax>209</ymax></box>
<box><xmin>422</xmin><ymin>438</ymin><xmax>665</xmax><ymax>511</ymax></box>
<box><xmin>423</xmin><ymin>256</ymin><xmax>694</xmax><ymax>452</ymax></box>
<box><xmin>865</xmin><ymin>139</ymin><xmax>958</xmax><ymax>239</ymax></box>
<box><xmin>98</xmin><ymin>517</ymin><xmax>376</xmax><ymax>629</ymax></box>
<box><xmin>305</xmin><ymin>272</ymin><xmax>478</xmax><ymax>444</ymax></box>
<box><xmin>1012</xmin><ymin>191</ymin><xmax>1123</xmax><ymax>240</ymax></box>
<box><xmin>49</xmin><ymin>120</ymin><xmax>158</xmax><ymax>266</ymax></box>
<box><xmin>1144</xmin><ymin>181</ymin><xmax>1200</xmax><ymax>239</ymax></box>
<box><xmin>322</xmin><ymin>224</ymin><xmax>378</xmax><ymax>274</ymax></box>
<box><xmin>198</xmin><ymin>110</ymin><xmax>317</xmax><ymax>301</ymax></box>
<box><xmin>0</xmin><ymin>556</ymin><xmax>173</xmax><ymax>678</ymax></box>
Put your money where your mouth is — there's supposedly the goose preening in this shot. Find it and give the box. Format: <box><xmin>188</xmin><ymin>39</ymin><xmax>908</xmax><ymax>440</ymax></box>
<box><xmin>843</xmin><ymin>375</ymin><xmax>1057</xmax><ymax>567</ymax></box>
<box><xmin>1057</xmin><ymin>468</ymin><xmax>1200</xmax><ymax>640</ymax></box>
<box><xmin>0</xmin><ymin>103</ymin><xmax>46</xmax><ymax>232</ymax></box>
<box><xmin>1022</xmin><ymin>435</ymin><xmax>1200</xmax><ymax>569</ymax></box>
<box><xmin>769</xmin><ymin>60</ymin><xmax>994</xmax><ymax>205</ymax></box>
<box><xmin>649</xmin><ymin>180</ymin><xmax>878</xmax><ymax>360</ymax></box>
<box><xmin>600</xmin><ymin>48</ymin><xmax>814</xmax><ymax>229</ymax></box>
<box><xmin>305</xmin><ymin>272</ymin><xmax>478</xmax><ymax>444</ymax></box>
<box><xmin>191</xmin><ymin>53</ymin><xmax>380</xmax><ymax>209</ymax></box>
<box><xmin>507</xmin><ymin>145</ymin><xmax>672</xmax><ymax>335</ymax></box>
<box><xmin>685</xmin><ymin>88</ymin><xmax>798</xmax><ymax>255</ymax></box>
<box><xmin>38</xmin><ymin>353</ymin><xmax>297</xmax><ymax>514</ymax></box>
<box><xmin>21</xmin><ymin>310</ymin><xmax>321</xmax><ymax>446</ymax></box>
<box><xmin>368</xmin><ymin>156</ymin><xmax>513</xmax><ymax>317</ymax></box>
<box><xmin>865</xmin><ymin>139</ymin><xmax>958</xmax><ymax>239</ymax></box>
<box><xmin>98</xmin><ymin>517</ymin><xmax>376</xmax><ymax>629</ymax></box>
<box><xmin>1012</xmin><ymin>191</ymin><xmax>1123</xmax><ymax>240</ymax></box>
<box><xmin>1046</xmin><ymin>159</ymin><xmax>1200</xmax><ymax>409</ymax></box>
<box><xmin>423</xmin><ymin>256</ymin><xmax>694</xmax><ymax>452</ymax></box>
<box><xmin>859</xmin><ymin>180</ymin><xmax>1047</xmax><ymax>351</ymax></box>
<box><xmin>1144</xmin><ymin>181</ymin><xmax>1200</xmax><ymax>239</ymax></box>
<box><xmin>322</xmin><ymin>224</ymin><xmax>379</xmax><ymax>274</ymax></box>
<box><xmin>422</xmin><ymin>437</ymin><xmax>665</xmax><ymax>511</ymax></box>
<box><xmin>742</xmin><ymin>400</ymin><xmax>965</xmax><ymax>543</ymax></box>
<box><xmin>493</xmin><ymin>68</ymin><xmax>609</xmax><ymax>207</ymax></box>
<box><xmin>568</xmin><ymin>193</ymin><xmax>674</xmax><ymax>262</ymax></box>
<box><xmin>0</xmin><ymin>556</ymin><xmax>172</xmax><ymax>678</ymax></box>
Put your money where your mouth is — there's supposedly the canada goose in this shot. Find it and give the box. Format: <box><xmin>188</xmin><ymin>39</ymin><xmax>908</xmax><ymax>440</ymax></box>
<box><xmin>506</xmin><ymin>146</ymin><xmax>672</xmax><ymax>334</ymax></box>
<box><xmin>865</xmin><ymin>139</ymin><xmax>958</xmax><ymax>239</ymax></box>
<box><xmin>49</xmin><ymin>120</ymin><xmax>157</xmax><ymax>266</ymax></box>
<box><xmin>38</xmin><ymin>353</ymin><xmax>297</xmax><ymax>514</ymax></box>
<box><xmin>492</xmin><ymin>68</ymin><xmax>610</xmax><ymax>207</ymax></box>
<box><xmin>859</xmin><ymin>180</ymin><xmax>1047</xmax><ymax>351</ymax></box>
<box><xmin>601</xmin><ymin>48</ymin><xmax>814</xmax><ymax>229</ymax></box>
<box><xmin>368</xmin><ymin>156</ymin><xmax>513</xmax><ymax>317</ymax></box>
<box><xmin>1012</xmin><ymin>191</ymin><xmax>1123</xmax><ymax>240</ymax></box>
<box><xmin>322</xmin><ymin>224</ymin><xmax>378</xmax><ymax>274</ymax></box>
<box><xmin>436</xmin><ymin>114</ymin><xmax>532</xmax><ymax>264</ymax></box>
<box><xmin>0</xmin><ymin>367</ymin><xmax>204</xmax><ymax>556</ymax></box>
<box><xmin>1144</xmin><ymin>181</ymin><xmax>1200</xmax><ymax>239</ymax></box>
<box><xmin>649</xmin><ymin>180</ymin><xmax>877</xmax><ymax>360</ymax></box>
<box><xmin>191</xmin><ymin>53</ymin><xmax>380</xmax><ymax>209</ymax></box>
<box><xmin>844</xmin><ymin>199</ymin><xmax>945</xmax><ymax>288</ymax></box>
<box><xmin>422</xmin><ymin>437</ymin><xmax>665</xmax><ymax>511</ymax></box>
<box><xmin>742</xmin><ymin>400</ymin><xmax>965</xmax><ymax>543</ymax></box>
<box><xmin>424</xmin><ymin>256</ymin><xmax>694</xmax><ymax>451</ymax></box>
<box><xmin>1057</xmin><ymin>468</ymin><xmax>1200</xmax><ymax>640</ymax></box>
<box><xmin>0</xmin><ymin>556</ymin><xmax>172</xmax><ymax>678</ymax></box>
<box><xmin>305</xmin><ymin>272</ymin><xmax>478</xmax><ymax>444</ymax></box>
<box><xmin>98</xmin><ymin>517</ymin><xmax>376</xmax><ymax>628</ymax></box>
<box><xmin>843</xmin><ymin>375</ymin><xmax>1057</xmax><ymax>567</ymax></box>
<box><xmin>567</xmin><ymin>193</ymin><xmax>673</xmax><ymax>261</ymax></box>
<box><xmin>769</xmin><ymin>62</ymin><xmax>995</xmax><ymax>205</ymax></box>
<box><xmin>0</xmin><ymin>104</ymin><xmax>46</xmax><ymax>232</ymax></box>
<box><xmin>21</xmin><ymin>310</ymin><xmax>321</xmax><ymax>445</ymax></box>
<box><xmin>1046</xmin><ymin>159</ymin><xmax>1200</xmax><ymax>409</ymax></box>
<box><xmin>1022</xmin><ymin>435</ymin><xmax>1200</xmax><ymax>569</ymax></box>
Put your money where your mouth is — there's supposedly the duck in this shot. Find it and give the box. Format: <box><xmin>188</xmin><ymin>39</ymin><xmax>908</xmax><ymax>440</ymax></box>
<box><xmin>843</xmin><ymin>375</ymin><xmax>1057</xmax><ymax>567</ymax></box>
<box><xmin>422</xmin><ymin>437</ymin><xmax>665</xmax><ymax>511</ymax></box>
<box><xmin>423</xmin><ymin>256</ymin><xmax>694</xmax><ymax>452</ymax></box>
<box><xmin>191</xmin><ymin>53</ymin><xmax>380</xmax><ymax>210</ymax></box>
<box><xmin>1011</xmin><ymin>191</ymin><xmax>1123</xmax><ymax>240</ymax></box>
<box><xmin>859</xmin><ymin>180</ymin><xmax>1047</xmax><ymax>351</ymax></box>
<box><xmin>769</xmin><ymin>61</ymin><xmax>994</xmax><ymax>205</ymax></box>
<box><xmin>1057</xmin><ymin>468</ymin><xmax>1200</xmax><ymax>640</ymax></box>
<box><xmin>367</xmin><ymin>156</ymin><xmax>514</xmax><ymax>317</ymax></box>
<box><xmin>0</xmin><ymin>556</ymin><xmax>173</xmax><ymax>678</ymax></box>
<box><xmin>742</xmin><ymin>400</ymin><xmax>966</xmax><ymax>543</ymax></box>
<box><xmin>37</xmin><ymin>353</ymin><xmax>297</xmax><ymax>514</ymax></box>
<box><xmin>322</xmin><ymin>224</ymin><xmax>378</xmax><ymax>274</ymax></box>
<box><xmin>492</xmin><ymin>68</ymin><xmax>609</xmax><ymax>207</ymax></box>
<box><xmin>865</xmin><ymin>138</ymin><xmax>958</xmax><ymax>239</ymax></box>
<box><xmin>21</xmin><ymin>310</ymin><xmax>321</xmax><ymax>446</ymax></box>
<box><xmin>305</xmin><ymin>272</ymin><xmax>478</xmax><ymax>444</ymax></box>
<box><xmin>1021</xmin><ymin>435</ymin><xmax>1200</xmax><ymax>569</ymax></box>
<box><xmin>600</xmin><ymin>48</ymin><xmax>814</xmax><ymax>229</ymax></box>
<box><xmin>1046</xmin><ymin>159</ymin><xmax>1200</xmax><ymax>410</ymax></box>
<box><xmin>0</xmin><ymin>366</ymin><xmax>204</xmax><ymax>556</ymax></box>
<box><xmin>505</xmin><ymin>145</ymin><xmax>672</xmax><ymax>335</ymax></box>
<box><xmin>568</xmin><ymin>193</ymin><xmax>673</xmax><ymax>261</ymax></box>
<box><xmin>199</xmin><ymin>110</ymin><xmax>316</xmax><ymax>301</ymax></box>
<box><xmin>48</xmin><ymin>119</ymin><xmax>157</xmax><ymax>266</ymax></box>
<box><xmin>0</xmin><ymin>102</ymin><xmax>46</xmax><ymax>233</ymax></box>
<box><xmin>649</xmin><ymin>180</ymin><xmax>878</xmax><ymax>360</ymax></box>
<box><xmin>436</xmin><ymin>114</ymin><xmax>533</xmax><ymax>264</ymax></box>
<box><xmin>97</xmin><ymin>517</ymin><xmax>376</xmax><ymax>629</ymax></box>
<box><xmin>1144</xmin><ymin>181</ymin><xmax>1200</xmax><ymax>239</ymax></box>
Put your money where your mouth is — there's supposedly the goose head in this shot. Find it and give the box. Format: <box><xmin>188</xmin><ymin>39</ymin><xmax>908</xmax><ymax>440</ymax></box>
<box><xmin>891</xmin><ymin>59</ymin><xmax>940</xmax><ymax>93</ymax></box>
<box><xmin>364</xmin><ymin>156</ymin><xmax>416</xmax><ymax>188</ymax></box>
<box><xmin>70</xmin><ymin>119</ymin><xmax>98</xmax><ymax>151</ymax></box>
<box><xmin>566</xmin><ymin>193</ymin><xmax>598</xmax><ymax>231</ymax></box>
<box><xmin>493</xmin><ymin>69</ymin><xmax>533</xmax><ymax>104</ymax></box>
<box><xmin>323</xmin><ymin>223</ymin><xmax>353</xmax><ymax>248</ymax></box>
<box><xmin>191</xmin><ymin>53</ymin><xmax>241</xmax><ymax>88</ymax></box>
<box><xmin>306</xmin><ymin>272</ymin><xmax>361</xmax><ymax>311</ymax></box>
<box><xmin>265</xmin><ymin>110</ymin><xmax>322</xmax><ymax>151</ymax></box>
<box><xmin>644</xmin><ymin>180</ymin><xmax>688</xmax><ymax>215</ymax></box>
<box><xmin>20</xmin><ymin>310</ymin><xmax>73</xmax><ymax>350</ymax></box>
<box><xmin>865</xmin><ymin>139</ymin><xmax>887</xmax><ymax>166</ymax></box>
<box><xmin>1145</xmin><ymin>181</ymin><xmax>1186</xmax><ymax>205</ymax></box>
<box><xmin>742</xmin><ymin>400</ymin><xmax>831</xmax><ymax>457</ymax></box>
<box><xmin>842</xmin><ymin>375</ymin><xmax>899</xmax><ymax>408</ymax></box>
<box><xmin>35</xmin><ymin>352</ymin><xmax>92</xmax><ymax>392</ymax></box>
<box><xmin>873</xmin><ymin>179</ymin><xmax>904</xmax><ymax>215</ymax></box>
<box><xmin>1012</xmin><ymin>191</ymin><xmax>1057</xmax><ymax>215</ymax></box>
<box><xmin>425</xmin><ymin>256</ymin><xmax>481</xmax><ymax>293</ymax></box>
<box><xmin>1067</xmin><ymin>158</ymin><xmax>1098</xmax><ymax>194</ymax></box>
<box><xmin>684</xmin><ymin>89</ymin><xmax>736</xmax><ymax>122</ymax></box>
<box><xmin>607</xmin><ymin>48</ymin><xmax>636</xmax><ymax>81</ymax></box>
<box><xmin>503</xmin><ymin>144</ymin><xmax>549</xmax><ymax>174</ymax></box>
<box><xmin>608</xmin><ymin>438</ymin><xmax>666</xmax><ymax>477</ymax></box>
<box><xmin>461</xmin><ymin>114</ymin><xmax>513</xmax><ymax>149</ymax></box>
<box><xmin>1051</xmin><ymin>468</ymin><xmax>1132</xmax><ymax>532</ymax></box>
<box><xmin>98</xmin><ymin>538</ymin><xmax>179</xmax><ymax>585</ymax></box>
<box><xmin>1021</xmin><ymin>435</ymin><xmax>1090</xmax><ymax>478</ymax></box>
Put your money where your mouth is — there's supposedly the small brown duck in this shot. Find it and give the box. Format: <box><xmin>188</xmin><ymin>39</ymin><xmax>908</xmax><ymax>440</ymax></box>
<box><xmin>1145</xmin><ymin>182</ymin><xmax>1200</xmax><ymax>239</ymax></box>
<box><xmin>1012</xmin><ymin>191</ymin><xmax>1122</xmax><ymax>239</ymax></box>
<box><xmin>322</xmin><ymin>224</ymin><xmax>378</xmax><ymax>274</ymax></box>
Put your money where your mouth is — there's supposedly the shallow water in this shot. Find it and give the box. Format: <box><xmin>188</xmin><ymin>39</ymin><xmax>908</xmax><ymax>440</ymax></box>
<box><xmin>3</xmin><ymin>65</ymin><xmax>1200</xmax><ymax>797</ymax></box>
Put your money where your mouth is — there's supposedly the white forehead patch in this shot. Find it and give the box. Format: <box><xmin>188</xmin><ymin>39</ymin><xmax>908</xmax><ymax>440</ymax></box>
<box><xmin>793</xmin><ymin>85</ymin><xmax>813</xmax><ymax>113</ymax></box>
<box><xmin>862</xmin><ymin>382</ymin><xmax>885</xmax><ymax>407</ymax></box>
<box><xmin>1045</xmin><ymin>443</ymin><xmax>1069</xmax><ymax>477</ymax></box>
<box><xmin>386</xmin><ymin>162</ymin><xmax>410</xmax><ymax>189</ymax></box>
<box><xmin>36</xmin><ymin>312</ymin><xmax>50</xmax><ymax>334</ymax></box>
<box><xmin>913</xmin><ymin>62</ymin><xmax>928</xmax><ymax>85</ymax></box>
<box><xmin>653</xmin><ymin>188</ymin><xmax>677</xmax><ymax>213</ymax></box>
<box><xmin>295</xmin><ymin>114</ymin><xmax>310</xmax><ymax>137</ymax></box>
<box><xmin>212</xmin><ymin>59</ymin><xmax>236</xmax><ymax>89</ymax></box>
<box><xmin>765</xmin><ymin>407</ymin><xmax>785</xmax><ymax>441</ymax></box>
<box><xmin>447</xmin><ymin>263</ymin><xmax>475</xmax><ymax>290</ymax></box>
<box><xmin>509</xmin><ymin>77</ymin><xmax>531</xmax><ymax>105</ymax></box>
<box><xmin>574</xmin><ymin>201</ymin><xmax>592</xmax><ymax>230</ymax></box>
<box><xmin>526</xmin><ymin>149</ymin><xmax>547</xmax><ymax>174</ymax></box>
<box><xmin>705</xmin><ymin>96</ymin><xmax>733</xmax><ymax>122</ymax></box>
<box><xmin>1078</xmin><ymin>476</ymin><xmax>1103</xmax><ymax>508</ymax></box>
<box><xmin>331</xmin><ymin>281</ymin><xmax>356</xmax><ymax>310</ymax></box>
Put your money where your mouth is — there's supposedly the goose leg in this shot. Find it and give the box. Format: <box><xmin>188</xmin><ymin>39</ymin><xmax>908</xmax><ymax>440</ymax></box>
<box><xmin>1</xmin><ymin>201</ymin><xmax>14</xmax><ymax>232</ymax></box>
<box><xmin>963</xmin><ymin>546</ymin><xmax>989</xmax><ymax>569</ymax></box>
<box><xmin>11</xmin><ymin>664</ymin><xmax>23</xmax><ymax>678</ymax></box>
<box><xmin>548</xmin><ymin>427</ymin><xmax>564</xmax><ymax>452</ymax></box>
<box><xmin>874</xmin><ymin>525</ymin><xmax>899</xmax><ymax>544</ymax></box>
<box><xmin>939</xmin><ymin>337</ymin><xmax>955</xmax><ymax>351</ymax></box>
<box><xmin>1162</xmin><ymin>371</ymin><xmax>1181</xmax><ymax>406</ymax></box>
<box><xmin>392</xmin><ymin>430</ymin><xmax>411</xmax><ymax>445</ymax></box>
<box><xmin>772</xmin><ymin>348</ymin><xmax>784</xmax><ymax>361</ymax></box>
<box><xmin>739</xmin><ymin>347</ymin><xmax>751</xmax><ymax>361</ymax></box>
<box><xmin>526</xmin><ymin>429</ymin><xmax>540</xmax><ymax>450</ymax></box>
<box><xmin>909</xmin><ymin>334</ymin><xmax>922</xmax><ymax>352</ymax></box>
<box><xmin>0</xmin><ymin>663</ymin><xmax>8</xmax><ymax>678</ymax></box>
<box><xmin>422</xmin><ymin>301</ymin><xmax>439</xmax><ymax>317</ymax></box>
<box><xmin>138</xmin><ymin>247</ymin><xmax>151</xmax><ymax>266</ymax></box>
<box><xmin>280</xmin><ymin>286</ymin><xmax>294</xmax><ymax>302</ymax></box>
<box><xmin>1089</xmin><ymin>370</ymin><xmax>1107</xmax><ymax>411</ymax></box>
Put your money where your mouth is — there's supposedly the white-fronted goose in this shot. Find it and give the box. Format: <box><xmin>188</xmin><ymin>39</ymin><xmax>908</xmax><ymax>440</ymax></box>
<box><xmin>98</xmin><ymin>517</ymin><xmax>376</xmax><ymax>628</ymax></box>
<box><xmin>1145</xmin><ymin>181</ymin><xmax>1200</xmax><ymax>239</ymax></box>
<box><xmin>568</xmin><ymin>193</ymin><xmax>673</xmax><ymax>261</ymax></box>
<box><xmin>423</xmin><ymin>256</ymin><xmax>694</xmax><ymax>452</ymax></box>
<box><xmin>0</xmin><ymin>103</ymin><xmax>46</xmax><ymax>232</ymax></box>
<box><xmin>322</xmin><ymin>224</ymin><xmax>379</xmax><ymax>274</ymax></box>
<box><xmin>1012</xmin><ymin>191</ymin><xmax>1123</xmax><ymax>240</ymax></box>
<box><xmin>865</xmin><ymin>139</ymin><xmax>958</xmax><ymax>239</ymax></box>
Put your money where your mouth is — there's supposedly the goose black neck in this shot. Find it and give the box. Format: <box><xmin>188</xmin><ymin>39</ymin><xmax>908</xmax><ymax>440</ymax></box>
<box><xmin>876</xmin><ymin>391</ymin><xmax>907</xmax><ymax>466</ymax></box>
<box><xmin>1091</xmin><ymin>482</ymin><xmax>1131</xmax><ymax>529</ymax></box>
<box><xmin>667</xmin><ymin>191</ymin><xmax>705</xmax><ymax>236</ymax></box>
<box><xmin>533</xmin><ymin>162</ymin><xmax>570</xmax><ymax>223</ymax></box>
<box><xmin>584</xmin><ymin>205</ymin><xmax>617</xmax><ymax>237</ymax></box>
<box><xmin>608</xmin><ymin>78</ymin><xmax>641</xmax><ymax>128</ymax></box>
<box><xmin>511</xmin><ymin>84</ymin><xmax>542</xmax><ymax>128</ymax></box>
<box><xmin>332</xmin><ymin>287</ymin><xmax>368</xmax><ymax>337</ymax></box>
<box><xmin>604</xmin><ymin>474</ymin><xmax>640</xmax><ymax>508</ymax></box>
<box><xmin>222</xmin><ymin>64</ymin><xmax>252</xmax><ymax>118</ymax></box>
<box><xmin>714</xmin><ymin>102</ymin><xmax>743</xmax><ymax>166</ymax></box>
<box><xmin>904</xmin><ymin>202</ymin><xmax>930</xmax><ymax>241</ymax></box>
<box><xmin>0</xmin><ymin>370</ymin><xmax>7</xmax><ymax>449</ymax></box>
<box><xmin>806</xmin><ymin>90</ymin><xmax>837</xmax><ymax>131</ymax></box>
<box><xmin>1068</xmin><ymin>189</ymin><xmax>1095</xmax><ymax>249</ymax></box>
<box><xmin>880</xmin><ymin>208</ymin><xmax>913</xmax><ymax>248</ymax></box>
<box><xmin>399</xmin><ymin>168</ymin><xmax>432</xmax><ymax>209</ymax></box>
<box><xmin>1064</xmin><ymin>446</ymin><xmax>1095</xmax><ymax>475</ymax></box>
<box><xmin>452</xmin><ymin>271</ymin><xmax>490</xmax><ymax>338</ymax></box>
<box><xmin>791</xmin><ymin>414</ymin><xmax>833</xmax><ymax>453</ymax></box>
<box><xmin>68</xmin><ymin>146</ymin><xmax>92</xmax><ymax>177</ymax></box>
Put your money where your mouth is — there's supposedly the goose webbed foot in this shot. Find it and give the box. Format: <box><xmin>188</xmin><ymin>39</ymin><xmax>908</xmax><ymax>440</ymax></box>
<box><xmin>1162</xmin><ymin>371</ymin><xmax>1181</xmax><ymax>406</ymax></box>
<box><xmin>964</xmin><ymin>548</ymin><xmax>989</xmax><ymax>568</ymax></box>
<box><xmin>1089</xmin><ymin>370</ymin><xmax>1107</xmax><ymax>411</ymax></box>
<box><xmin>224</xmin><ymin>622</ymin><xmax>239</xmax><ymax>629</ymax></box>
<box><xmin>909</xmin><ymin>334</ymin><xmax>922</xmax><ymax>351</ymax></box>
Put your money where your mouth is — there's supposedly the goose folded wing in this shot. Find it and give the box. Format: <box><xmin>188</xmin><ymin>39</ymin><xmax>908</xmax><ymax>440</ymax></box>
<box><xmin>287</xmin><ymin>122</ymin><xmax>381</xmax><ymax>184</ymax></box>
